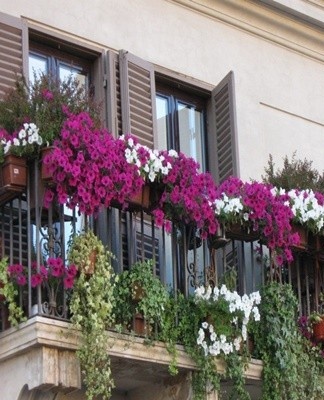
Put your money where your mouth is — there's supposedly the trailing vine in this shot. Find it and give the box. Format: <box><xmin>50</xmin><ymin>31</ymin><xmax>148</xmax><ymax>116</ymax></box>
<box><xmin>255</xmin><ymin>282</ymin><xmax>324</xmax><ymax>400</ymax></box>
<box><xmin>69</xmin><ymin>232</ymin><xmax>117</xmax><ymax>400</ymax></box>
<box><xmin>0</xmin><ymin>257</ymin><xmax>25</xmax><ymax>326</ymax></box>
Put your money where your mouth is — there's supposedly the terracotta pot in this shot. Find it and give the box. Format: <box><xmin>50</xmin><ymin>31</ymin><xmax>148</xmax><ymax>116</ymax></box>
<box><xmin>291</xmin><ymin>224</ymin><xmax>308</xmax><ymax>251</ymax></box>
<box><xmin>128</xmin><ymin>184</ymin><xmax>151</xmax><ymax>211</ymax></box>
<box><xmin>0</xmin><ymin>154</ymin><xmax>27</xmax><ymax>189</ymax></box>
<box><xmin>40</xmin><ymin>146</ymin><xmax>54</xmax><ymax>183</ymax></box>
<box><xmin>313</xmin><ymin>318</ymin><xmax>324</xmax><ymax>342</ymax></box>
<box><xmin>79</xmin><ymin>250</ymin><xmax>97</xmax><ymax>276</ymax></box>
<box><xmin>133</xmin><ymin>312</ymin><xmax>151</xmax><ymax>336</ymax></box>
<box><xmin>127</xmin><ymin>182</ymin><xmax>164</xmax><ymax>212</ymax></box>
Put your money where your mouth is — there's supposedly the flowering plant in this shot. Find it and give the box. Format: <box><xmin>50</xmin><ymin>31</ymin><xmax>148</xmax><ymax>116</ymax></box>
<box><xmin>0</xmin><ymin>73</ymin><xmax>100</xmax><ymax>163</ymax></box>
<box><xmin>0</xmin><ymin>122</ymin><xmax>42</xmax><ymax>163</ymax></box>
<box><xmin>7</xmin><ymin>257</ymin><xmax>78</xmax><ymax>290</ymax></box>
<box><xmin>152</xmin><ymin>153</ymin><xmax>218</xmax><ymax>237</ymax></box>
<box><xmin>122</xmin><ymin>134</ymin><xmax>174</xmax><ymax>182</ymax></box>
<box><xmin>44</xmin><ymin>112</ymin><xmax>145</xmax><ymax>215</ymax></box>
<box><xmin>274</xmin><ymin>188</ymin><xmax>324</xmax><ymax>234</ymax></box>
<box><xmin>194</xmin><ymin>284</ymin><xmax>261</xmax><ymax>357</ymax></box>
<box><xmin>214</xmin><ymin>177</ymin><xmax>299</xmax><ymax>265</ymax></box>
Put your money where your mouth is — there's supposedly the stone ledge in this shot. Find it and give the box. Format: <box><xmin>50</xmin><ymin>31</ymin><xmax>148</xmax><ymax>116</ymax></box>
<box><xmin>0</xmin><ymin>316</ymin><xmax>263</xmax><ymax>381</ymax></box>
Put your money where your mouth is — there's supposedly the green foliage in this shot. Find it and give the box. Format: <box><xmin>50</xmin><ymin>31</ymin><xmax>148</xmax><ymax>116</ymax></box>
<box><xmin>0</xmin><ymin>258</ymin><xmax>26</xmax><ymax>326</ymax></box>
<box><xmin>262</xmin><ymin>152</ymin><xmax>324</xmax><ymax>192</ymax></box>
<box><xmin>69</xmin><ymin>233</ymin><xmax>116</xmax><ymax>400</ymax></box>
<box><xmin>176</xmin><ymin>291</ymin><xmax>251</xmax><ymax>400</ymax></box>
<box><xmin>0</xmin><ymin>73</ymin><xmax>101</xmax><ymax>147</ymax></box>
<box><xmin>254</xmin><ymin>282</ymin><xmax>324</xmax><ymax>400</ymax></box>
<box><xmin>113</xmin><ymin>260</ymin><xmax>169</xmax><ymax>330</ymax></box>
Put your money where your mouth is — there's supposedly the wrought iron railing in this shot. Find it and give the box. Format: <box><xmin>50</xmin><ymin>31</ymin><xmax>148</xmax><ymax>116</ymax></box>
<box><xmin>1</xmin><ymin>161</ymin><xmax>324</xmax><ymax>330</ymax></box>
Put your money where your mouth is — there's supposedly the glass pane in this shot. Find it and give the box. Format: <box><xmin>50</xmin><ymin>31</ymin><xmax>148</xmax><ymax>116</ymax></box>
<box><xmin>177</xmin><ymin>102</ymin><xmax>204</xmax><ymax>170</ymax></box>
<box><xmin>59</xmin><ymin>63</ymin><xmax>86</xmax><ymax>87</ymax></box>
<box><xmin>29</xmin><ymin>54</ymin><xmax>48</xmax><ymax>83</ymax></box>
<box><xmin>156</xmin><ymin>95</ymin><xmax>169</xmax><ymax>150</ymax></box>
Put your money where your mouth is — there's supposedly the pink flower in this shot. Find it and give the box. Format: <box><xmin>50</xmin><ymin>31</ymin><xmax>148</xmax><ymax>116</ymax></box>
<box><xmin>63</xmin><ymin>276</ymin><xmax>75</xmax><ymax>289</ymax></box>
<box><xmin>31</xmin><ymin>273</ymin><xmax>43</xmax><ymax>288</ymax></box>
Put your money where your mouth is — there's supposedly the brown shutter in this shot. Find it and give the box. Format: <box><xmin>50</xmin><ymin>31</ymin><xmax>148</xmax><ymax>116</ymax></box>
<box><xmin>210</xmin><ymin>71</ymin><xmax>239</xmax><ymax>183</ymax></box>
<box><xmin>104</xmin><ymin>51</ymin><xmax>122</xmax><ymax>136</ymax></box>
<box><xmin>119</xmin><ymin>50</ymin><xmax>157</xmax><ymax>148</ymax></box>
<box><xmin>0</xmin><ymin>12</ymin><xmax>27</xmax><ymax>99</ymax></box>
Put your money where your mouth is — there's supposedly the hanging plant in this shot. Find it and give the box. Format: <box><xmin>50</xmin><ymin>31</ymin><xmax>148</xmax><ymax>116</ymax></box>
<box><xmin>68</xmin><ymin>231</ymin><xmax>117</xmax><ymax>400</ymax></box>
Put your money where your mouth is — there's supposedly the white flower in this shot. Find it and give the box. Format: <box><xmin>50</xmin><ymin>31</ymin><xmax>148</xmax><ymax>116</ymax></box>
<box><xmin>202</xmin><ymin>321</ymin><xmax>208</xmax><ymax>329</ymax></box>
<box><xmin>18</xmin><ymin>129</ymin><xmax>26</xmax><ymax>139</ymax></box>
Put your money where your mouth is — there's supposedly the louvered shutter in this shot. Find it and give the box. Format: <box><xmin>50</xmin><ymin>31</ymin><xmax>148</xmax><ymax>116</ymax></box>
<box><xmin>0</xmin><ymin>12</ymin><xmax>27</xmax><ymax>99</ymax></box>
<box><xmin>210</xmin><ymin>71</ymin><xmax>239</xmax><ymax>183</ymax></box>
<box><xmin>0</xmin><ymin>14</ymin><xmax>28</xmax><ymax>265</ymax></box>
<box><xmin>119</xmin><ymin>50</ymin><xmax>157</xmax><ymax>148</ymax></box>
<box><xmin>104</xmin><ymin>51</ymin><xmax>122</xmax><ymax>136</ymax></box>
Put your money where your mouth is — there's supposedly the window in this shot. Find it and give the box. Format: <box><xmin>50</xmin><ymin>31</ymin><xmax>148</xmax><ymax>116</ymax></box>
<box><xmin>156</xmin><ymin>83</ymin><xmax>207</xmax><ymax>171</ymax></box>
<box><xmin>29</xmin><ymin>40</ymin><xmax>92</xmax><ymax>85</ymax></box>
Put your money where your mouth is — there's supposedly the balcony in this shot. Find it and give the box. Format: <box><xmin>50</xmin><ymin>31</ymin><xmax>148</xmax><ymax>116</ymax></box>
<box><xmin>1</xmin><ymin>159</ymin><xmax>324</xmax><ymax>400</ymax></box>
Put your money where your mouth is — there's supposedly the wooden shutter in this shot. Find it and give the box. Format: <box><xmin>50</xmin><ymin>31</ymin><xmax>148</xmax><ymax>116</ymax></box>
<box><xmin>0</xmin><ymin>12</ymin><xmax>27</xmax><ymax>99</ymax></box>
<box><xmin>104</xmin><ymin>51</ymin><xmax>122</xmax><ymax>136</ymax></box>
<box><xmin>119</xmin><ymin>50</ymin><xmax>157</xmax><ymax>148</ymax></box>
<box><xmin>210</xmin><ymin>71</ymin><xmax>239</xmax><ymax>183</ymax></box>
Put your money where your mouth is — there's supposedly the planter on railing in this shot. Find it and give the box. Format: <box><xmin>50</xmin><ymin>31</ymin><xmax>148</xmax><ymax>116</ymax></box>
<box><xmin>291</xmin><ymin>224</ymin><xmax>308</xmax><ymax>252</ymax></box>
<box><xmin>127</xmin><ymin>182</ymin><xmax>164</xmax><ymax>212</ymax></box>
<box><xmin>40</xmin><ymin>146</ymin><xmax>54</xmax><ymax>184</ymax></box>
<box><xmin>208</xmin><ymin>224</ymin><xmax>230</xmax><ymax>249</ymax></box>
<box><xmin>0</xmin><ymin>154</ymin><xmax>27</xmax><ymax>205</ymax></box>
<box><xmin>226</xmin><ymin>222</ymin><xmax>259</xmax><ymax>243</ymax></box>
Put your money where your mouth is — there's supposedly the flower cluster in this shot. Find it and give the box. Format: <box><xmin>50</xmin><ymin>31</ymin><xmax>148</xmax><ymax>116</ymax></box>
<box><xmin>214</xmin><ymin>177</ymin><xmax>300</xmax><ymax>265</ymax></box>
<box><xmin>44</xmin><ymin>112</ymin><xmax>145</xmax><ymax>215</ymax></box>
<box><xmin>152</xmin><ymin>152</ymin><xmax>218</xmax><ymax>237</ymax></box>
<box><xmin>0</xmin><ymin>123</ymin><xmax>42</xmax><ymax>162</ymax></box>
<box><xmin>277</xmin><ymin>188</ymin><xmax>324</xmax><ymax>234</ymax></box>
<box><xmin>122</xmin><ymin>134</ymin><xmax>175</xmax><ymax>182</ymax></box>
<box><xmin>195</xmin><ymin>285</ymin><xmax>261</xmax><ymax>357</ymax></box>
<box><xmin>7</xmin><ymin>257</ymin><xmax>77</xmax><ymax>290</ymax></box>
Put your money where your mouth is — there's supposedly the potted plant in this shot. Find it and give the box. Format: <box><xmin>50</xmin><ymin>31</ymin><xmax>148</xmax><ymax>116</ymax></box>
<box><xmin>68</xmin><ymin>230</ymin><xmax>105</xmax><ymax>276</ymax></box>
<box><xmin>43</xmin><ymin>112</ymin><xmax>145</xmax><ymax>216</ymax></box>
<box><xmin>263</xmin><ymin>152</ymin><xmax>324</xmax><ymax>251</ymax></box>
<box><xmin>178</xmin><ymin>284</ymin><xmax>261</xmax><ymax>400</ymax></box>
<box><xmin>122</xmin><ymin>134</ymin><xmax>173</xmax><ymax>210</ymax></box>
<box><xmin>308</xmin><ymin>296</ymin><xmax>324</xmax><ymax>343</ymax></box>
<box><xmin>3</xmin><ymin>257</ymin><xmax>77</xmax><ymax>319</ymax></box>
<box><xmin>68</xmin><ymin>231</ymin><xmax>117</xmax><ymax>400</ymax></box>
<box><xmin>152</xmin><ymin>151</ymin><xmax>218</xmax><ymax>239</ymax></box>
<box><xmin>113</xmin><ymin>259</ymin><xmax>169</xmax><ymax>336</ymax></box>
<box><xmin>212</xmin><ymin>177</ymin><xmax>299</xmax><ymax>265</ymax></box>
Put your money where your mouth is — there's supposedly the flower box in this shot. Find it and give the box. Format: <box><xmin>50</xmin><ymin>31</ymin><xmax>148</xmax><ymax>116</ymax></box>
<box><xmin>226</xmin><ymin>222</ymin><xmax>259</xmax><ymax>242</ymax></box>
<box><xmin>0</xmin><ymin>154</ymin><xmax>27</xmax><ymax>205</ymax></box>
<box><xmin>291</xmin><ymin>224</ymin><xmax>308</xmax><ymax>252</ymax></box>
<box><xmin>41</xmin><ymin>146</ymin><xmax>54</xmax><ymax>183</ymax></box>
<box><xmin>128</xmin><ymin>184</ymin><xmax>151</xmax><ymax>211</ymax></box>
<box><xmin>1</xmin><ymin>154</ymin><xmax>27</xmax><ymax>188</ymax></box>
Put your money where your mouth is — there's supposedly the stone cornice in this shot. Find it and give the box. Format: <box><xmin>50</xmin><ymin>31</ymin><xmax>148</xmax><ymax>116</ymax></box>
<box><xmin>167</xmin><ymin>0</ymin><xmax>324</xmax><ymax>63</ymax></box>
<box><xmin>0</xmin><ymin>317</ymin><xmax>263</xmax><ymax>381</ymax></box>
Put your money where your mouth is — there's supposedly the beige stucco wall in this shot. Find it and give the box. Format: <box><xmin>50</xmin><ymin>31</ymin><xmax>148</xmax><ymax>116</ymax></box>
<box><xmin>1</xmin><ymin>0</ymin><xmax>324</xmax><ymax>181</ymax></box>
